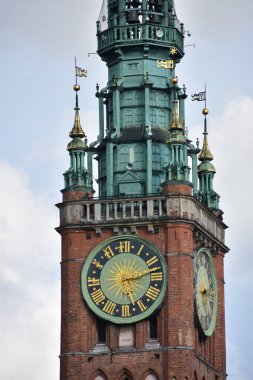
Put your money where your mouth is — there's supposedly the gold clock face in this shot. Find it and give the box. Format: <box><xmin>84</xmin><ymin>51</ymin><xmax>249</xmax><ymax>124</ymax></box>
<box><xmin>194</xmin><ymin>249</ymin><xmax>218</xmax><ymax>336</ymax></box>
<box><xmin>81</xmin><ymin>236</ymin><xmax>167</xmax><ymax>324</ymax></box>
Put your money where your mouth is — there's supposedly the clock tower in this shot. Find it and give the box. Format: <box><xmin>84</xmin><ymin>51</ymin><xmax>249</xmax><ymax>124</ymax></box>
<box><xmin>56</xmin><ymin>1</ymin><xmax>229</xmax><ymax>379</ymax></box>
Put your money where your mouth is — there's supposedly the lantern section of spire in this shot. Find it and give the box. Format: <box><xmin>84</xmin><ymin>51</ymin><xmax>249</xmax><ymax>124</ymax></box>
<box><xmin>197</xmin><ymin>109</ymin><xmax>220</xmax><ymax>213</ymax></box>
<box><xmin>63</xmin><ymin>85</ymin><xmax>93</xmax><ymax>192</ymax></box>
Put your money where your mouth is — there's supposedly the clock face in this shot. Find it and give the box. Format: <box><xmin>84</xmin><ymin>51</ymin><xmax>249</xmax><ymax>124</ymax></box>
<box><xmin>81</xmin><ymin>236</ymin><xmax>167</xmax><ymax>324</ymax></box>
<box><xmin>194</xmin><ymin>249</ymin><xmax>218</xmax><ymax>336</ymax></box>
<box><xmin>156</xmin><ymin>29</ymin><xmax>164</xmax><ymax>38</ymax></box>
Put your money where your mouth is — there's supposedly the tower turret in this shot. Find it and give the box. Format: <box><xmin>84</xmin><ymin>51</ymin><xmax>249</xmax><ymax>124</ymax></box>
<box><xmin>162</xmin><ymin>77</ymin><xmax>191</xmax><ymax>186</ymax></box>
<box><xmin>63</xmin><ymin>85</ymin><xmax>93</xmax><ymax>193</ymax></box>
<box><xmin>93</xmin><ymin>0</ymin><xmax>197</xmax><ymax>198</ymax></box>
<box><xmin>197</xmin><ymin>108</ymin><xmax>220</xmax><ymax>211</ymax></box>
<box><xmin>57</xmin><ymin>3</ymin><xmax>228</xmax><ymax>379</ymax></box>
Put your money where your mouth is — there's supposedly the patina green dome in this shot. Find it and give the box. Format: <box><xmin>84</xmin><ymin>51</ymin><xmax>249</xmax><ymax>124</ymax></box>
<box><xmin>167</xmin><ymin>131</ymin><xmax>186</xmax><ymax>144</ymax></box>
<box><xmin>67</xmin><ymin>137</ymin><xmax>85</xmax><ymax>151</ymax></box>
<box><xmin>198</xmin><ymin>161</ymin><xmax>216</xmax><ymax>174</ymax></box>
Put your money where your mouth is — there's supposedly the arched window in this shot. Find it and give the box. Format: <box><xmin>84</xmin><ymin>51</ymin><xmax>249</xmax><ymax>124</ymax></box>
<box><xmin>125</xmin><ymin>92</ymin><xmax>132</xmax><ymax>106</ymax></box>
<box><xmin>150</xmin><ymin>92</ymin><xmax>156</xmax><ymax>106</ymax></box>
<box><xmin>135</xmin><ymin>108</ymin><xmax>143</xmax><ymax>124</ymax></box>
<box><xmin>158</xmin><ymin>94</ymin><xmax>166</xmax><ymax>107</ymax></box>
<box><xmin>125</xmin><ymin>110</ymin><xmax>133</xmax><ymax>125</ymax></box>
<box><xmin>145</xmin><ymin>375</ymin><xmax>157</xmax><ymax>380</ymax></box>
<box><xmin>149</xmin><ymin>314</ymin><xmax>158</xmax><ymax>340</ymax></box>
<box><xmin>152</xmin><ymin>174</ymin><xmax>161</xmax><ymax>194</ymax></box>
<box><xmin>119</xmin><ymin>146</ymin><xmax>129</xmax><ymax>169</ymax></box>
<box><xmin>113</xmin><ymin>146</ymin><xmax>118</xmax><ymax>171</ymax></box>
<box><xmin>135</xmin><ymin>91</ymin><xmax>142</xmax><ymax>105</ymax></box>
<box><xmin>118</xmin><ymin>368</ymin><xmax>134</xmax><ymax>380</ymax></box>
<box><xmin>101</xmin><ymin>154</ymin><xmax>106</xmax><ymax>177</ymax></box>
<box><xmin>134</xmin><ymin>144</ymin><xmax>145</xmax><ymax>170</ymax></box>
<box><xmin>152</xmin><ymin>144</ymin><xmax>161</xmax><ymax>170</ymax></box>
<box><xmin>150</xmin><ymin>109</ymin><xmax>156</xmax><ymax>125</ymax></box>
<box><xmin>158</xmin><ymin>110</ymin><xmax>165</xmax><ymax>125</ymax></box>
<box><xmin>93</xmin><ymin>369</ymin><xmax>108</xmax><ymax>380</ymax></box>
<box><xmin>96</xmin><ymin>317</ymin><xmax>106</xmax><ymax>344</ymax></box>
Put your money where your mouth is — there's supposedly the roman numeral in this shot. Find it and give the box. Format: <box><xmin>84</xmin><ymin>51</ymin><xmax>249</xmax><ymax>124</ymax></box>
<box><xmin>91</xmin><ymin>289</ymin><xmax>105</xmax><ymax>305</ymax></box>
<box><xmin>136</xmin><ymin>244</ymin><xmax>144</xmax><ymax>255</ymax></box>
<box><xmin>118</xmin><ymin>240</ymin><xmax>131</xmax><ymax>253</ymax></box>
<box><xmin>151</xmin><ymin>272</ymin><xmax>163</xmax><ymax>281</ymax></box>
<box><xmin>87</xmin><ymin>277</ymin><xmax>100</xmax><ymax>287</ymax></box>
<box><xmin>102</xmin><ymin>300</ymin><xmax>117</xmax><ymax>315</ymax></box>
<box><xmin>146</xmin><ymin>256</ymin><xmax>159</xmax><ymax>267</ymax></box>
<box><xmin>92</xmin><ymin>259</ymin><xmax>103</xmax><ymax>269</ymax></box>
<box><xmin>122</xmin><ymin>305</ymin><xmax>131</xmax><ymax>317</ymax></box>
<box><xmin>146</xmin><ymin>286</ymin><xmax>160</xmax><ymax>301</ymax></box>
<box><xmin>103</xmin><ymin>245</ymin><xmax>114</xmax><ymax>259</ymax></box>
<box><xmin>137</xmin><ymin>299</ymin><xmax>147</xmax><ymax>312</ymax></box>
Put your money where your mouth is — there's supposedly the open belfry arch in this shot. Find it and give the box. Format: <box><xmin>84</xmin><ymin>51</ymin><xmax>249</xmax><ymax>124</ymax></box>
<box><xmin>56</xmin><ymin>1</ymin><xmax>229</xmax><ymax>379</ymax></box>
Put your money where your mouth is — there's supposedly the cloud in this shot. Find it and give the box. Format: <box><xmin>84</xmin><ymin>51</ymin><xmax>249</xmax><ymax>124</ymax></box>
<box><xmin>227</xmin><ymin>340</ymin><xmax>252</xmax><ymax>380</ymax></box>
<box><xmin>209</xmin><ymin>97</ymin><xmax>253</xmax><ymax>285</ymax></box>
<box><xmin>207</xmin><ymin>97</ymin><xmax>253</xmax><ymax>379</ymax></box>
<box><xmin>0</xmin><ymin>161</ymin><xmax>60</xmax><ymax>380</ymax></box>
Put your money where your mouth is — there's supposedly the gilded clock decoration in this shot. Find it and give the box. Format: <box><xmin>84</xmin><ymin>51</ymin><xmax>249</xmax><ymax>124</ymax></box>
<box><xmin>194</xmin><ymin>248</ymin><xmax>218</xmax><ymax>336</ymax></box>
<box><xmin>169</xmin><ymin>47</ymin><xmax>178</xmax><ymax>55</ymax></box>
<box><xmin>157</xmin><ymin>59</ymin><xmax>174</xmax><ymax>69</ymax></box>
<box><xmin>81</xmin><ymin>236</ymin><xmax>167</xmax><ymax>324</ymax></box>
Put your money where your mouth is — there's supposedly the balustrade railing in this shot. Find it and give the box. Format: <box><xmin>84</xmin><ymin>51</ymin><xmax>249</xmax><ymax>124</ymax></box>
<box><xmin>81</xmin><ymin>196</ymin><xmax>164</xmax><ymax>223</ymax></box>
<box><xmin>97</xmin><ymin>24</ymin><xmax>184</xmax><ymax>51</ymax></box>
<box><xmin>59</xmin><ymin>194</ymin><xmax>225</xmax><ymax>243</ymax></box>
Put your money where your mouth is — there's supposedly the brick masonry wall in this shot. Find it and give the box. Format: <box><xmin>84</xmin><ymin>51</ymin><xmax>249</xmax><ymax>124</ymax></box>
<box><xmin>161</xmin><ymin>183</ymin><xmax>193</xmax><ymax>196</ymax></box>
<box><xmin>59</xmin><ymin>196</ymin><xmax>226</xmax><ymax>380</ymax></box>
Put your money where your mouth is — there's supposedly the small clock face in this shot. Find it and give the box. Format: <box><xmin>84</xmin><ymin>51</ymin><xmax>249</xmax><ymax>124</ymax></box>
<box><xmin>194</xmin><ymin>249</ymin><xmax>218</xmax><ymax>336</ymax></box>
<box><xmin>81</xmin><ymin>236</ymin><xmax>167</xmax><ymax>324</ymax></box>
<box><xmin>156</xmin><ymin>29</ymin><xmax>164</xmax><ymax>38</ymax></box>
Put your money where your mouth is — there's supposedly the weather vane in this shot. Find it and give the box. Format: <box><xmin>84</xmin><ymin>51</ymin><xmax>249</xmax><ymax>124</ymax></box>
<box><xmin>192</xmin><ymin>85</ymin><xmax>209</xmax><ymax>135</ymax></box>
<box><xmin>191</xmin><ymin>84</ymin><xmax>207</xmax><ymax>108</ymax></box>
<box><xmin>75</xmin><ymin>57</ymin><xmax>87</xmax><ymax>85</ymax></box>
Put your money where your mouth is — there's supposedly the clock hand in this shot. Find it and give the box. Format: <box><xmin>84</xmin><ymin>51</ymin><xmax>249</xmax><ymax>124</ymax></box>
<box><xmin>122</xmin><ymin>283</ymin><xmax>135</xmax><ymax>305</ymax></box>
<box><xmin>121</xmin><ymin>266</ymin><xmax>161</xmax><ymax>281</ymax></box>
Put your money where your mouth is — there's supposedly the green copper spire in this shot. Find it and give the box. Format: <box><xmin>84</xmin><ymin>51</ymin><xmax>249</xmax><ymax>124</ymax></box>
<box><xmin>92</xmin><ymin>1</ymin><xmax>199</xmax><ymax>197</ymax></box>
<box><xmin>197</xmin><ymin>109</ymin><xmax>220</xmax><ymax>211</ymax></box>
<box><xmin>163</xmin><ymin>77</ymin><xmax>190</xmax><ymax>183</ymax></box>
<box><xmin>67</xmin><ymin>85</ymin><xmax>86</xmax><ymax>151</ymax></box>
<box><xmin>199</xmin><ymin>108</ymin><xmax>214</xmax><ymax>163</ymax></box>
<box><xmin>63</xmin><ymin>85</ymin><xmax>92</xmax><ymax>192</ymax></box>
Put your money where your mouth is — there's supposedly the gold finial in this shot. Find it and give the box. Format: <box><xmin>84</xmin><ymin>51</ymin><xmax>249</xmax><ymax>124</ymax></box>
<box><xmin>199</xmin><ymin>135</ymin><xmax>213</xmax><ymax>161</ymax></box>
<box><xmin>74</xmin><ymin>84</ymin><xmax>80</xmax><ymax>92</ymax></box>
<box><xmin>171</xmin><ymin>76</ymin><xmax>178</xmax><ymax>85</ymax></box>
<box><xmin>169</xmin><ymin>103</ymin><xmax>183</xmax><ymax>131</ymax></box>
<box><xmin>69</xmin><ymin>109</ymin><xmax>85</xmax><ymax>139</ymax></box>
<box><xmin>202</xmin><ymin>108</ymin><xmax>209</xmax><ymax>115</ymax></box>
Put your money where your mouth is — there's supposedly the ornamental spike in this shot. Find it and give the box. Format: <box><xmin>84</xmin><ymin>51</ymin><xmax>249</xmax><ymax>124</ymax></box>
<box><xmin>69</xmin><ymin>84</ymin><xmax>85</xmax><ymax>139</ymax></box>
<box><xmin>199</xmin><ymin>109</ymin><xmax>214</xmax><ymax>162</ymax></box>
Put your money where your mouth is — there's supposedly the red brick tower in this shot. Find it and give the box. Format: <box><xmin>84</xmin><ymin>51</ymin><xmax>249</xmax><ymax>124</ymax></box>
<box><xmin>56</xmin><ymin>1</ymin><xmax>228</xmax><ymax>379</ymax></box>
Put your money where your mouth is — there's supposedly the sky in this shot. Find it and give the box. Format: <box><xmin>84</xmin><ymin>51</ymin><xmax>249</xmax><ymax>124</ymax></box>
<box><xmin>0</xmin><ymin>0</ymin><xmax>252</xmax><ymax>379</ymax></box>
